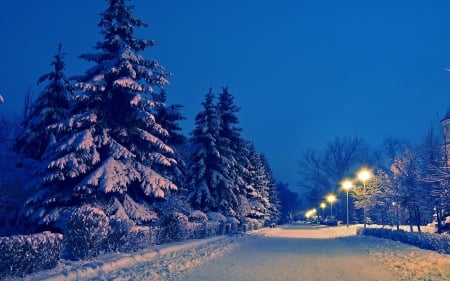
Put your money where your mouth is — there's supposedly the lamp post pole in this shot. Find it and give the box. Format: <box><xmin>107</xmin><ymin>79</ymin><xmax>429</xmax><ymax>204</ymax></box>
<box><xmin>363</xmin><ymin>180</ymin><xmax>366</xmax><ymax>229</ymax></box>
<box><xmin>358</xmin><ymin>169</ymin><xmax>371</xmax><ymax>230</ymax></box>
<box><xmin>342</xmin><ymin>180</ymin><xmax>352</xmax><ymax>228</ymax></box>
<box><xmin>346</xmin><ymin>188</ymin><xmax>349</xmax><ymax>227</ymax></box>
<box><xmin>326</xmin><ymin>195</ymin><xmax>336</xmax><ymax>218</ymax></box>
<box><xmin>320</xmin><ymin>203</ymin><xmax>326</xmax><ymax>221</ymax></box>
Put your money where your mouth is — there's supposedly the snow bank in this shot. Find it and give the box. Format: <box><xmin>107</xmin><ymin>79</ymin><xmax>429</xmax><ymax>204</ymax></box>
<box><xmin>14</xmin><ymin>235</ymin><xmax>237</xmax><ymax>281</ymax></box>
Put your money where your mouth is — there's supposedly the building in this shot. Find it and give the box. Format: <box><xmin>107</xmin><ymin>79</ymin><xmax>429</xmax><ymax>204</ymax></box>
<box><xmin>441</xmin><ymin>107</ymin><xmax>450</xmax><ymax>166</ymax></box>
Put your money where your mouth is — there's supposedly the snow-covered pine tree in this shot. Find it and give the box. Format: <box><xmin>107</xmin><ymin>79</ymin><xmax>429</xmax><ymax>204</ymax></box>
<box><xmin>216</xmin><ymin>87</ymin><xmax>248</xmax><ymax>218</ymax></box>
<box><xmin>23</xmin><ymin>0</ymin><xmax>178</xmax><ymax>231</ymax></box>
<box><xmin>188</xmin><ymin>89</ymin><xmax>239</xmax><ymax>217</ymax></box>
<box><xmin>240</xmin><ymin>141</ymin><xmax>279</xmax><ymax>224</ymax></box>
<box><xmin>217</xmin><ymin>87</ymin><xmax>241</xmax><ymax>153</ymax></box>
<box><xmin>261</xmin><ymin>153</ymin><xmax>281</xmax><ymax>223</ymax></box>
<box><xmin>14</xmin><ymin>44</ymin><xmax>74</xmax><ymax>160</ymax></box>
<box><xmin>151</xmin><ymin>90</ymin><xmax>186</xmax><ymax>146</ymax></box>
<box><xmin>151</xmin><ymin>90</ymin><xmax>187</xmax><ymax>189</ymax></box>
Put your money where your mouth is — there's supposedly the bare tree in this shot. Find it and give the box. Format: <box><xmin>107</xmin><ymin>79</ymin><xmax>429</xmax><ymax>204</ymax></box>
<box><xmin>391</xmin><ymin>148</ymin><xmax>426</xmax><ymax>232</ymax></box>
<box><xmin>297</xmin><ymin>148</ymin><xmax>329</xmax><ymax>208</ymax></box>
<box><xmin>297</xmin><ymin>136</ymin><xmax>369</xmax><ymax>213</ymax></box>
<box><xmin>322</xmin><ymin>136</ymin><xmax>369</xmax><ymax>184</ymax></box>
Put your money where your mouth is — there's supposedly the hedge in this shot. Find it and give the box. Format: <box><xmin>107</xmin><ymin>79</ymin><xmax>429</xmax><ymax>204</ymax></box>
<box><xmin>358</xmin><ymin>227</ymin><xmax>450</xmax><ymax>254</ymax></box>
<box><xmin>0</xmin><ymin>231</ymin><xmax>64</xmax><ymax>278</ymax></box>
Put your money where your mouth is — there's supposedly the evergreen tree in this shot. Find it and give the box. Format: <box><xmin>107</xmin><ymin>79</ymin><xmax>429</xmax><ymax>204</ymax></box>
<box><xmin>217</xmin><ymin>87</ymin><xmax>249</xmax><ymax>219</ymax></box>
<box><xmin>151</xmin><ymin>90</ymin><xmax>186</xmax><ymax>146</ymax></box>
<box><xmin>217</xmin><ymin>87</ymin><xmax>241</xmax><ymax>153</ymax></box>
<box><xmin>188</xmin><ymin>89</ymin><xmax>238</xmax><ymax>217</ymax></box>
<box><xmin>15</xmin><ymin>44</ymin><xmax>74</xmax><ymax>160</ymax></box>
<box><xmin>239</xmin><ymin>141</ymin><xmax>270</xmax><ymax>222</ymax></box>
<box><xmin>151</xmin><ymin>89</ymin><xmax>187</xmax><ymax>187</ymax></box>
<box><xmin>23</xmin><ymin>0</ymin><xmax>177</xmax><ymax>231</ymax></box>
<box><xmin>262</xmin><ymin>154</ymin><xmax>281</xmax><ymax>224</ymax></box>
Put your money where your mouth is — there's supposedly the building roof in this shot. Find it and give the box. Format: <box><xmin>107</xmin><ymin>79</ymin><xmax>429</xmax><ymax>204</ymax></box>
<box><xmin>445</xmin><ymin>107</ymin><xmax>450</xmax><ymax>120</ymax></box>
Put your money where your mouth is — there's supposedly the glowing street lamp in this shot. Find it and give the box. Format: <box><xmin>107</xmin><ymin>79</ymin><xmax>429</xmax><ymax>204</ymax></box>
<box><xmin>305</xmin><ymin>208</ymin><xmax>317</xmax><ymax>220</ymax></box>
<box><xmin>341</xmin><ymin>179</ymin><xmax>353</xmax><ymax>228</ymax></box>
<box><xmin>326</xmin><ymin>194</ymin><xmax>336</xmax><ymax>217</ymax></box>
<box><xmin>357</xmin><ymin>168</ymin><xmax>372</xmax><ymax>229</ymax></box>
<box><xmin>320</xmin><ymin>202</ymin><xmax>326</xmax><ymax>220</ymax></box>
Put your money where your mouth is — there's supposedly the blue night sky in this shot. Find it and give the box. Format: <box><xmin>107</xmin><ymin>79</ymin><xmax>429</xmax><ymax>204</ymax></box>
<box><xmin>1</xmin><ymin>0</ymin><xmax>450</xmax><ymax>186</ymax></box>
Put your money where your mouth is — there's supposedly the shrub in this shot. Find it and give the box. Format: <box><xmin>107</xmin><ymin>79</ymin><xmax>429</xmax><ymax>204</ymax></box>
<box><xmin>64</xmin><ymin>205</ymin><xmax>109</xmax><ymax>260</ymax></box>
<box><xmin>360</xmin><ymin>227</ymin><xmax>450</xmax><ymax>254</ymax></box>
<box><xmin>189</xmin><ymin>210</ymin><xmax>208</xmax><ymax>223</ymax></box>
<box><xmin>103</xmin><ymin>218</ymin><xmax>134</xmax><ymax>252</ymax></box>
<box><xmin>207</xmin><ymin>212</ymin><xmax>227</xmax><ymax>223</ymax></box>
<box><xmin>158</xmin><ymin>212</ymin><xmax>189</xmax><ymax>243</ymax></box>
<box><xmin>119</xmin><ymin>226</ymin><xmax>159</xmax><ymax>252</ymax></box>
<box><xmin>0</xmin><ymin>231</ymin><xmax>63</xmax><ymax>278</ymax></box>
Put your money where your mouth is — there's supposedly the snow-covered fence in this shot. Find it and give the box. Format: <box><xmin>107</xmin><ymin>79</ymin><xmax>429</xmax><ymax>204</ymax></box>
<box><xmin>0</xmin><ymin>231</ymin><xmax>63</xmax><ymax>278</ymax></box>
<box><xmin>358</xmin><ymin>227</ymin><xmax>450</xmax><ymax>254</ymax></box>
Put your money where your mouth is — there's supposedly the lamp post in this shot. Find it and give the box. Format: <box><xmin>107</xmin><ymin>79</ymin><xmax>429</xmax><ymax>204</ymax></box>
<box><xmin>341</xmin><ymin>179</ymin><xmax>353</xmax><ymax>228</ymax></box>
<box><xmin>358</xmin><ymin>168</ymin><xmax>372</xmax><ymax>229</ymax></box>
<box><xmin>326</xmin><ymin>194</ymin><xmax>336</xmax><ymax>217</ymax></box>
<box><xmin>320</xmin><ymin>202</ymin><xmax>326</xmax><ymax>221</ymax></box>
<box><xmin>392</xmin><ymin>202</ymin><xmax>399</xmax><ymax>231</ymax></box>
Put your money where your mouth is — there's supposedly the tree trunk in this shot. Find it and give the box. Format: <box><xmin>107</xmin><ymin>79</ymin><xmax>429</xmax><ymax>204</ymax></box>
<box><xmin>414</xmin><ymin>204</ymin><xmax>421</xmax><ymax>233</ymax></box>
<box><xmin>435</xmin><ymin>203</ymin><xmax>442</xmax><ymax>234</ymax></box>
<box><xmin>407</xmin><ymin>205</ymin><xmax>414</xmax><ymax>232</ymax></box>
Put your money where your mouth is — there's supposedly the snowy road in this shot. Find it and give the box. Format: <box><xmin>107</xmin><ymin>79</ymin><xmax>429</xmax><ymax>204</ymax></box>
<box><xmin>173</xmin><ymin>225</ymin><xmax>396</xmax><ymax>281</ymax></box>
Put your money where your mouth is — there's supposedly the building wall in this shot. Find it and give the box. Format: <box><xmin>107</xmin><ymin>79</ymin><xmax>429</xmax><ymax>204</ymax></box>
<box><xmin>441</xmin><ymin>114</ymin><xmax>450</xmax><ymax>166</ymax></box>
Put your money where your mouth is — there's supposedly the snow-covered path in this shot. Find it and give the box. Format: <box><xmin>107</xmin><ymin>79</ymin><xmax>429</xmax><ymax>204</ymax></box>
<box><xmin>173</xmin><ymin>225</ymin><xmax>395</xmax><ymax>281</ymax></box>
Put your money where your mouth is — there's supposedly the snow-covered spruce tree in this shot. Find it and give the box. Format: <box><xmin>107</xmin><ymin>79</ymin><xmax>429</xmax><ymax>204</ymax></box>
<box><xmin>152</xmin><ymin>90</ymin><xmax>186</xmax><ymax>146</ymax></box>
<box><xmin>14</xmin><ymin>44</ymin><xmax>74</xmax><ymax>160</ymax></box>
<box><xmin>23</xmin><ymin>0</ymin><xmax>177</xmax><ymax>232</ymax></box>
<box><xmin>216</xmin><ymin>87</ymin><xmax>249</xmax><ymax>219</ymax></box>
<box><xmin>240</xmin><ymin>141</ymin><xmax>279</xmax><ymax>224</ymax></box>
<box><xmin>261</xmin><ymin>153</ymin><xmax>281</xmax><ymax>224</ymax></box>
<box><xmin>188</xmin><ymin>89</ymin><xmax>239</xmax><ymax>217</ymax></box>
<box><xmin>151</xmin><ymin>90</ymin><xmax>187</xmax><ymax>189</ymax></box>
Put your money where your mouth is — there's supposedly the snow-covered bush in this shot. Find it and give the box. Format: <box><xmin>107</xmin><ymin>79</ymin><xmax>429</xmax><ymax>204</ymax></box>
<box><xmin>359</xmin><ymin>227</ymin><xmax>450</xmax><ymax>254</ymax></box>
<box><xmin>103</xmin><ymin>218</ymin><xmax>134</xmax><ymax>252</ymax></box>
<box><xmin>0</xmin><ymin>231</ymin><xmax>63</xmax><ymax>278</ymax></box>
<box><xmin>204</xmin><ymin>221</ymin><xmax>223</xmax><ymax>236</ymax></box>
<box><xmin>243</xmin><ymin>218</ymin><xmax>262</xmax><ymax>232</ymax></box>
<box><xmin>158</xmin><ymin>212</ymin><xmax>189</xmax><ymax>243</ymax></box>
<box><xmin>186</xmin><ymin>222</ymin><xmax>204</xmax><ymax>239</ymax></box>
<box><xmin>64</xmin><ymin>205</ymin><xmax>109</xmax><ymax>260</ymax></box>
<box><xmin>118</xmin><ymin>226</ymin><xmax>159</xmax><ymax>252</ymax></box>
<box><xmin>207</xmin><ymin>212</ymin><xmax>227</xmax><ymax>223</ymax></box>
<box><xmin>227</xmin><ymin>216</ymin><xmax>240</xmax><ymax>233</ymax></box>
<box><xmin>189</xmin><ymin>210</ymin><xmax>208</xmax><ymax>223</ymax></box>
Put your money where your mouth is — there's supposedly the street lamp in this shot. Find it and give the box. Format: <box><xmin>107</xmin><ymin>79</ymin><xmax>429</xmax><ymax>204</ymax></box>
<box><xmin>341</xmin><ymin>179</ymin><xmax>353</xmax><ymax>228</ymax></box>
<box><xmin>392</xmin><ymin>202</ymin><xmax>399</xmax><ymax>231</ymax></box>
<box><xmin>320</xmin><ymin>202</ymin><xmax>326</xmax><ymax>220</ymax></box>
<box><xmin>357</xmin><ymin>168</ymin><xmax>372</xmax><ymax>229</ymax></box>
<box><xmin>326</xmin><ymin>194</ymin><xmax>336</xmax><ymax>217</ymax></box>
<box><xmin>305</xmin><ymin>208</ymin><xmax>317</xmax><ymax>221</ymax></box>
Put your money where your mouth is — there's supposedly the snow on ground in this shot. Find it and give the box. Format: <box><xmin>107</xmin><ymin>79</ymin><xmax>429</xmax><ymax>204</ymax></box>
<box><xmin>9</xmin><ymin>224</ymin><xmax>450</xmax><ymax>281</ymax></box>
